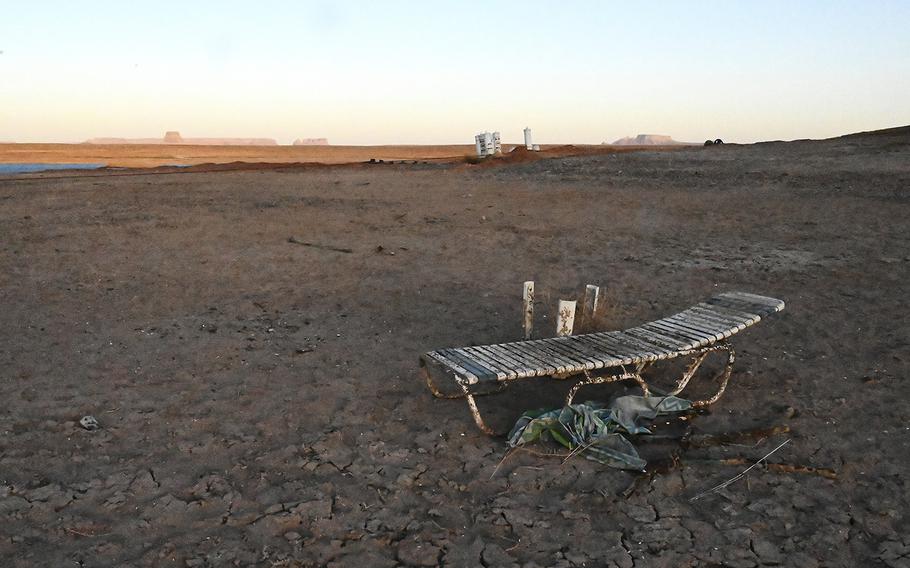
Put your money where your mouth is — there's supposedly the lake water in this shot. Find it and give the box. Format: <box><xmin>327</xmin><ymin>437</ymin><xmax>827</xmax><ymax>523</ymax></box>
<box><xmin>0</xmin><ymin>163</ymin><xmax>106</xmax><ymax>174</ymax></box>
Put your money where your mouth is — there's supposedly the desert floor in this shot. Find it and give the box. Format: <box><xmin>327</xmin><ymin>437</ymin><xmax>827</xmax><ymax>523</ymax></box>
<box><xmin>1</xmin><ymin>128</ymin><xmax>909</xmax><ymax>567</ymax></box>
<box><xmin>0</xmin><ymin>142</ymin><xmax>640</xmax><ymax>169</ymax></box>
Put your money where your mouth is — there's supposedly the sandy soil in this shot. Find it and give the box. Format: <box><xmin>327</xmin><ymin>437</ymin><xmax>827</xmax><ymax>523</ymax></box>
<box><xmin>0</xmin><ymin>142</ymin><xmax>684</xmax><ymax>169</ymax></box>
<box><xmin>1</xmin><ymin>127</ymin><xmax>908</xmax><ymax>566</ymax></box>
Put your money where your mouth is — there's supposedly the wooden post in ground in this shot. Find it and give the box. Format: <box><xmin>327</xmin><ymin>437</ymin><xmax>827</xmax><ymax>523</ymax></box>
<box><xmin>557</xmin><ymin>300</ymin><xmax>577</xmax><ymax>336</ymax></box>
<box><xmin>522</xmin><ymin>281</ymin><xmax>534</xmax><ymax>340</ymax></box>
<box><xmin>582</xmin><ymin>284</ymin><xmax>600</xmax><ymax>332</ymax></box>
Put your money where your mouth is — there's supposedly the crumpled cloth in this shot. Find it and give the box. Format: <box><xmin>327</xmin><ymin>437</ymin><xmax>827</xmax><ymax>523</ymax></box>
<box><xmin>507</xmin><ymin>395</ymin><xmax>692</xmax><ymax>470</ymax></box>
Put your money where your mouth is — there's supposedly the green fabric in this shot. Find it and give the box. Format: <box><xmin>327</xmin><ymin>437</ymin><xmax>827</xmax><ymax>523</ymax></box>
<box><xmin>507</xmin><ymin>395</ymin><xmax>692</xmax><ymax>470</ymax></box>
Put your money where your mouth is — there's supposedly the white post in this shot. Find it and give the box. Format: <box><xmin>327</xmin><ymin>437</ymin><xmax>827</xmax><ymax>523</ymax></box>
<box><xmin>557</xmin><ymin>300</ymin><xmax>577</xmax><ymax>336</ymax></box>
<box><xmin>524</xmin><ymin>127</ymin><xmax>533</xmax><ymax>150</ymax></box>
<box><xmin>582</xmin><ymin>284</ymin><xmax>600</xmax><ymax>332</ymax></box>
<box><xmin>522</xmin><ymin>281</ymin><xmax>535</xmax><ymax>340</ymax></box>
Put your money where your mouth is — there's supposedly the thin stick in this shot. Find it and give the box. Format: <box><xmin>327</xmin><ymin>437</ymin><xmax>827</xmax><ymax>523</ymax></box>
<box><xmin>689</xmin><ymin>438</ymin><xmax>791</xmax><ymax>502</ymax></box>
<box><xmin>561</xmin><ymin>439</ymin><xmax>597</xmax><ymax>465</ymax></box>
<box><xmin>490</xmin><ymin>448</ymin><xmax>517</xmax><ymax>479</ymax></box>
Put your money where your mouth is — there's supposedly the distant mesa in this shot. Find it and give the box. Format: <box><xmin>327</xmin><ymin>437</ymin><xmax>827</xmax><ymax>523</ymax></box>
<box><xmin>293</xmin><ymin>138</ymin><xmax>329</xmax><ymax>146</ymax></box>
<box><xmin>610</xmin><ymin>134</ymin><xmax>688</xmax><ymax>146</ymax></box>
<box><xmin>163</xmin><ymin>131</ymin><xmax>183</xmax><ymax>144</ymax></box>
<box><xmin>84</xmin><ymin>131</ymin><xmax>278</xmax><ymax>146</ymax></box>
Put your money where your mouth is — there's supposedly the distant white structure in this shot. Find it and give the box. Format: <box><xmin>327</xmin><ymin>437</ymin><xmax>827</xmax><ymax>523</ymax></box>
<box><xmin>474</xmin><ymin>131</ymin><xmax>501</xmax><ymax>157</ymax></box>
<box><xmin>524</xmin><ymin>127</ymin><xmax>533</xmax><ymax>150</ymax></box>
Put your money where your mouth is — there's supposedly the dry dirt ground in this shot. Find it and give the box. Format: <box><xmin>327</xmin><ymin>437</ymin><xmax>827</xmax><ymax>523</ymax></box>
<box><xmin>1</xmin><ymin>128</ymin><xmax>909</xmax><ymax>567</ymax></box>
<box><xmin>0</xmin><ymin>143</ymin><xmax>483</xmax><ymax>168</ymax></box>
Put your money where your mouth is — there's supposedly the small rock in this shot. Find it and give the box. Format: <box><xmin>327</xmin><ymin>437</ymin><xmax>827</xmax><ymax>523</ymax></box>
<box><xmin>79</xmin><ymin>416</ymin><xmax>100</xmax><ymax>431</ymax></box>
<box><xmin>284</xmin><ymin>531</ymin><xmax>301</xmax><ymax>541</ymax></box>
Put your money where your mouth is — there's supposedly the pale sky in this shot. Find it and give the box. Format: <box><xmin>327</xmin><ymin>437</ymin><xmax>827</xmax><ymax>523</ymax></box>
<box><xmin>1</xmin><ymin>1</ymin><xmax>908</xmax><ymax>145</ymax></box>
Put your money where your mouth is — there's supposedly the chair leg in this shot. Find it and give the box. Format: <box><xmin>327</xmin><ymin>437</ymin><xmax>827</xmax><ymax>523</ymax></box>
<box><xmin>691</xmin><ymin>343</ymin><xmax>736</xmax><ymax>408</ymax></box>
<box><xmin>461</xmin><ymin>382</ymin><xmax>500</xmax><ymax>436</ymax></box>
<box><xmin>668</xmin><ymin>350</ymin><xmax>711</xmax><ymax>396</ymax></box>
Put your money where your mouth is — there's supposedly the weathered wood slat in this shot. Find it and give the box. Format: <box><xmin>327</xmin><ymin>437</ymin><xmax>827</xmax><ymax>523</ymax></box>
<box><xmin>432</xmin><ymin>350</ymin><xmax>490</xmax><ymax>384</ymax></box>
<box><xmin>547</xmin><ymin>338</ymin><xmax>610</xmax><ymax>369</ymax></box>
<box><xmin>522</xmin><ymin>341</ymin><xmax>576</xmax><ymax>373</ymax></box>
<box><xmin>694</xmin><ymin>303</ymin><xmax>761</xmax><ymax>326</ymax></box>
<box><xmin>706</xmin><ymin>300</ymin><xmax>772</xmax><ymax>322</ymax></box>
<box><xmin>707</xmin><ymin>296</ymin><xmax>777</xmax><ymax>317</ymax></box>
<box><xmin>646</xmin><ymin>321</ymin><xmax>716</xmax><ymax>344</ymax></box>
<box><xmin>664</xmin><ymin>313</ymin><xmax>727</xmax><ymax>338</ymax></box>
<box><xmin>438</xmin><ymin>349</ymin><xmax>498</xmax><ymax>381</ymax></box>
<box><xmin>682</xmin><ymin>308</ymin><xmax>748</xmax><ymax>333</ymax></box>
<box><xmin>545</xmin><ymin>337</ymin><xmax>607</xmax><ymax>369</ymax></box>
<box><xmin>496</xmin><ymin>343</ymin><xmax>560</xmax><ymax>375</ymax></box>
<box><xmin>656</xmin><ymin>316</ymin><xmax>726</xmax><ymax>342</ymax></box>
<box><xmin>424</xmin><ymin>351</ymin><xmax>480</xmax><ymax>384</ymax></box>
<box><xmin>423</xmin><ymin>291</ymin><xmax>784</xmax><ymax>385</ymax></box>
<box><xmin>490</xmin><ymin>345</ymin><xmax>549</xmax><ymax>377</ymax></box>
<box><xmin>574</xmin><ymin>335</ymin><xmax>638</xmax><ymax>365</ymax></box>
<box><xmin>684</xmin><ymin>307</ymin><xmax>751</xmax><ymax>331</ymax></box>
<box><xmin>625</xmin><ymin>327</ymin><xmax>696</xmax><ymax>351</ymax></box>
<box><xmin>454</xmin><ymin>348</ymin><xmax>511</xmax><ymax>381</ymax></box>
<box><xmin>668</xmin><ymin>312</ymin><xmax>737</xmax><ymax>339</ymax></box>
<box><xmin>539</xmin><ymin>338</ymin><xmax>599</xmax><ymax>370</ymax></box>
<box><xmin>460</xmin><ymin>347</ymin><xmax>516</xmax><ymax>380</ymax></box>
<box><xmin>474</xmin><ymin>345</ymin><xmax>531</xmax><ymax>379</ymax></box>
<box><xmin>597</xmin><ymin>332</ymin><xmax>667</xmax><ymax>361</ymax></box>
<box><xmin>721</xmin><ymin>292</ymin><xmax>785</xmax><ymax>310</ymax></box>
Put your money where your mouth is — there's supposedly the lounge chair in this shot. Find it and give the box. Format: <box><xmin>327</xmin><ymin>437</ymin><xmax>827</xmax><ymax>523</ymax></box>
<box><xmin>420</xmin><ymin>291</ymin><xmax>785</xmax><ymax>435</ymax></box>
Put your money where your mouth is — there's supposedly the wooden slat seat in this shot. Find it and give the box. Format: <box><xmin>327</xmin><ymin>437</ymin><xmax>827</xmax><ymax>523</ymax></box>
<box><xmin>420</xmin><ymin>291</ymin><xmax>785</xmax><ymax>434</ymax></box>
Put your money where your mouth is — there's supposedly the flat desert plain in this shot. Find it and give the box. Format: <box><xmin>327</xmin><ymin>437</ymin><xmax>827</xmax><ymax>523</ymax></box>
<box><xmin>1</xmin><ymin>127</ymin><xmax>909</xmax><ymax>566</ymax></box>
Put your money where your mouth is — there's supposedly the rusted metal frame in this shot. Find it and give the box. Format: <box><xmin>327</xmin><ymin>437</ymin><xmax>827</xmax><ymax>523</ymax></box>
<box><xmin>690</xmin><ymin>342</ymin><xmax>736</xmax><ymax>408</ymax></box>
<box><xmin>564</xmin><ymin>361</ymin><xmax>650</xmax><ymax>406</ymax></box>
<box><xmin>461</xmin><ymin>381</ymin><xmax>499</xmax><ymax>435</ymax></box>
<box><xmin>654</xmin><ymin>341</ymin><xmax>737</xmax><ymax>406</ymax></box>
<box><xmin>667</xmin><ymin>349</ymin><xmax>711</xmax><ymax>396</ymax></box>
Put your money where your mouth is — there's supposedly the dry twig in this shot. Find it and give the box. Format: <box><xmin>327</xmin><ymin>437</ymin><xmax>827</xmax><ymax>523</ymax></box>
<box><xmin>689</xmin><ymin>438</ymin><xmax>791</xmax><ymax>502</ymax></box>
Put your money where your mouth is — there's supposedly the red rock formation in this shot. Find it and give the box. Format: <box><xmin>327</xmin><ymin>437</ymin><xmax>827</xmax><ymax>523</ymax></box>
<box><xmin>611</xmin><ymin>134</ymin><xmax>689</xmax><ymax>146</ymax></box>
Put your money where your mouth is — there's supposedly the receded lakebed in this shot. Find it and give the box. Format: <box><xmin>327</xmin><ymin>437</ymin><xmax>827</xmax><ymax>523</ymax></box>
<box><xmin>0</xmin><ymin>163</ymin><xmax>106</xmax><ymax>174</ymax></box>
